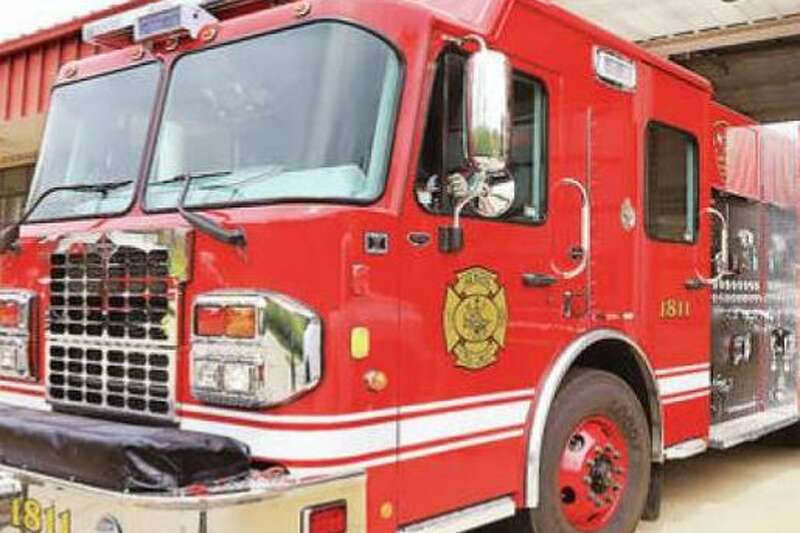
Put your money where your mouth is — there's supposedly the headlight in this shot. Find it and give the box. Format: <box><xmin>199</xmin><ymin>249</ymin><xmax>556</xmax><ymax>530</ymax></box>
<box><xmin>0</xmin><ymin>291</ymin><xmax>36</xmax><ymax>380</ymax></box>
<box><xmin>190</xmin><ymin>291</ymin><xmax>322</xmax><ymax>408</ymax></box>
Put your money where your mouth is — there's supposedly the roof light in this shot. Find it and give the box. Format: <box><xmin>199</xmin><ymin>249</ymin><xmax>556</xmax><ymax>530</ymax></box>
<box><xmin>594</xmin><ymin>47</ymin><xmax>637</xmax><ymax>91</ymax></box>
<box><xmin>83</xmin><ymin>1</ymin><xmax>218</xmax><ymax>46</ymax></box>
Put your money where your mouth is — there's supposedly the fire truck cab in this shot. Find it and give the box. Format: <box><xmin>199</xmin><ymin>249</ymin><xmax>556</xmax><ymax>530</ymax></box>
<box><xmin>0</xmin><ymin>0</ymin><xmax>797</xmax><ymax>532</ymax></box>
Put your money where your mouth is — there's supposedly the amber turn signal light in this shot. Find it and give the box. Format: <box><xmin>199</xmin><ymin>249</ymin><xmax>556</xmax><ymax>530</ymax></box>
<box><xmin>196</xmin><ymin>305</ymin><xmax>256</xmax><ymax>338</ymax></box>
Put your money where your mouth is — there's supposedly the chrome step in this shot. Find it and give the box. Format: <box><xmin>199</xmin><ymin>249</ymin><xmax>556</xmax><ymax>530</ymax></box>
<box><xmin>710</xmin><ymin>404</ymin><xmax>799</xmax><ymax>449</ymax></box>
<box><xmin>397</xmin><ymin>497</ymin><xmax>516</xmax><ymax>533</ymax></box>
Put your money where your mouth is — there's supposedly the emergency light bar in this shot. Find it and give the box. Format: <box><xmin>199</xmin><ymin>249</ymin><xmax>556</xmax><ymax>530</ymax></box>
<box><xmin>83</xmin><ymin>0</ymin><xmax>218</xmax><ymax>46</ymax></box>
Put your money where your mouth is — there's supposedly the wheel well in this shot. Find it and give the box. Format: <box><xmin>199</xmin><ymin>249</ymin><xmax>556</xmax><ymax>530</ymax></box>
<box><xmin>573</xmin><ymin>339</ymin><xmax>662</xmax><ymax>461</ymax></box>
<box><xmin>525</xmin><ymin>329</ymin><xmax>663</xmax><ymax>509</ymax></box>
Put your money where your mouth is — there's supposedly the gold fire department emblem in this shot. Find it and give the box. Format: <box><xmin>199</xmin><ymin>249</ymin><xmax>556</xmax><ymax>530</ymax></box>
<box><xmin>444</xmin><ymin>267</ymin><xmax>508</xmax><ymax>370</ymax></box>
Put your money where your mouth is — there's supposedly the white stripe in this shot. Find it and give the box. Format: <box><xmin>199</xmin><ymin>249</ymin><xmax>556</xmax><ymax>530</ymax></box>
<box><xmin>182</xmin><ymin>400</ymin><xmax>532</xmax><ymax>461</ymax></box>
<box><xmin>655</xmin><ymin>363</ymin><xmax>711</xmax><ymax>377</ymax></box>
<box><xmin>399</xmin><ymin>388</ymin><xmax>535</xmax><ymax>415</ymax></box>
<box><xmin>180</xmin><ymin>418</ymin><xmax>398</xmax><ymax>460</ymax></box>
<box><xmin>292</xmin><ymin>429</ymin><xmax>525</xmax><ymax>477</ymax></box>
<box><xmin>0</xmin><ymin>381</ymin><xmax>46</xmax><ymax>394</ymax></box>
<box><xmin>398</xmin><ymin>429</ymin><xmax>524</xmax><ymax>462</ymax></box>
<box><xmin>0</xmin><ymin>391</ymin><xmax>51</xmax><ymax>411</ymax></box>
<box><xmin>662</xmin><ymin>389</ymin><xmax>710</xmax><ymax>405</ymax></box>
<box><xmin>658</xmin><ymin>371</ymin><xmax>710</xmax><ymax>397</ymax></box>
<box><xmin>179</xmin><ymin>388</ymin><xmax>535</xmax><ymax>425</ymax></box>
<box><xmin>179</xmin><ymin>402</ymin><xmax>399</xmax><ymax>425</ymax></box>
<box><xmin>399</xmin><ymin>400</ymin><xmax>529</xmax><ymax>447</ymax></box>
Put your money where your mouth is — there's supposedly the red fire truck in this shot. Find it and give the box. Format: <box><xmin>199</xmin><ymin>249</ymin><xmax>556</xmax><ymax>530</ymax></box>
<box><xmin>0</xmin><ymin>0</ymin><xmax>797</xmax><ymax>532</ymax></box>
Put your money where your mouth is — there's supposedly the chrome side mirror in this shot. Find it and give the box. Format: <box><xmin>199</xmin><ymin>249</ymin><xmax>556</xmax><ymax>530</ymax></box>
<box><xmin>464</xmin><ymin>36</ymin><xmax>512</xmax><ymax>174</ymax></box>
<box><xmin>440</xmin><ymin>36</ymin><xmax>514</xmax><ymax>254</ymax></box>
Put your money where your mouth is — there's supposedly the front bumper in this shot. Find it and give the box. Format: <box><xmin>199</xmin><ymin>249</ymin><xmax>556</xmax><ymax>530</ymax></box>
<box><xmin>0</xmin><ymin>466</ymin><xmax>366</xmax><ymax>533</ymax></box>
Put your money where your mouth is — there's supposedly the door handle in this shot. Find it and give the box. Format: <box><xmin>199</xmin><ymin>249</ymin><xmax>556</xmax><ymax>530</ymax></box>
<box><xmin>523</xmin><ymin>273</ymin><xmax>558</xmax><ymax>288</ymax></box>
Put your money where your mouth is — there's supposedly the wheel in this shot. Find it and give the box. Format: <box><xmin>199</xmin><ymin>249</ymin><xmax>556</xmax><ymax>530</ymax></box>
<box><xmin>528</xmin><ymin>369</ymin><xmax>651</xmax><ymax>533</ymax></box>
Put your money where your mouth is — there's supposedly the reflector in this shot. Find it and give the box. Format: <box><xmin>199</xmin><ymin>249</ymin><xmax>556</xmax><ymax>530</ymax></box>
<box><xmin>304</xmin><ymin>502</ymin><xmax>347</xmax><ymax>533</ymax></box>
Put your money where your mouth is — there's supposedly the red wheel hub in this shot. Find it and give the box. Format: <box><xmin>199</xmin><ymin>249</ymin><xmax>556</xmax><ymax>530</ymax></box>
<box><xmin>558</xmin><ymin>416</ymin><xmax>629</xmax><ymax>532</ymax></box>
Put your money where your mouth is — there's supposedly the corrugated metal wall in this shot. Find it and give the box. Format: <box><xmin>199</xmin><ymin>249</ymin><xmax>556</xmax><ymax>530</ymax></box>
<box><xmin>0</xmin><ymin>36</ymin><xmax>100</xmax><ymax>122</ymax></box>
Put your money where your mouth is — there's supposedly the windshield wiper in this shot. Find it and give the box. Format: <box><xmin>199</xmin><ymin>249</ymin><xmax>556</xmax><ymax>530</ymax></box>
<box><xmin>151</xmin><ymin>170</ymin><xmax>232</xmax><ymax>188</ymax></box>
<box><xmin>0</xmin><ymin>180</ymin><xmax>134</xmax><ymax>253</ymax></box>
<box><xmin>173</xmin><ymin>171</ymin><xmax>247</xmax><ymax>247</ymax></box>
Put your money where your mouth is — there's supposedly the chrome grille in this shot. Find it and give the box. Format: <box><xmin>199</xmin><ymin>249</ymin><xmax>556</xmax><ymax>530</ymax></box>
<box><xmin>46</xmin><ymin>232</ymin><xmax>187</xmax><ymax>421</ymax></box>
<box><xmin>47</xmin><ymin>343</ymin><xmax>174</xmax><ymax>416</ymax></box>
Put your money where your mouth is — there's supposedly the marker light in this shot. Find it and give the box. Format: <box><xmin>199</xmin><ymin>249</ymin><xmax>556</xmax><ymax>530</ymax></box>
<box><xmin>0</xmin><ymin>301</ymin><xmax>20</xmax><ymax>329</ymax></box>
<box><xmin>195</xmin><ymin>305</ymin><xmax>256</xmax><ymax>339</ymax></box>
<box><xmin>350</xmin><ymin>327</ymin><xmax>370</xmax><ymax>360</ymax></box>
<box><xmin>303</xmin><ymin>502</ymin><xmax>347</xmax><ymax>533</ymax></box>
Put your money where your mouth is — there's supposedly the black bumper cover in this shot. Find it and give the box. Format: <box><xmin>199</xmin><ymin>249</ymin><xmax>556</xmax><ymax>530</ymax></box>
<box><xmin>0</xmin><ymin>403</ymin><xmax>251</xmax><ymax>492</ymax></box>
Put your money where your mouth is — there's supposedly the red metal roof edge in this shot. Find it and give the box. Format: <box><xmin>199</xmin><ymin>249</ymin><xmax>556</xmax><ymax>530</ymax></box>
<box><xmin>526</xmin><ymin>0</ymin><xmax>713</xmax><ymax>94</ymax></box>
<box><xmin>0</xmin><ymin>0</ymin><xmax>157</xmax><ymax>57</ymax></box>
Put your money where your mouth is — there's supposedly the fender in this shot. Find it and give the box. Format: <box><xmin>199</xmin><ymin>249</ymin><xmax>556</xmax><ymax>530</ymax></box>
<box><xmin>524</xmin><ymin>328</ymin><xmax>663</xmax><ymax>508</ymax></box>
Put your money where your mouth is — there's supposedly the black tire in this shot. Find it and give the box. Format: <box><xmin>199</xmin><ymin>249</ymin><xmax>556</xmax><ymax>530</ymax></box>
<box><xmin>525</xmin><ymin>369</ymin><xmax>651</xmax><ymax>533</ymax></box>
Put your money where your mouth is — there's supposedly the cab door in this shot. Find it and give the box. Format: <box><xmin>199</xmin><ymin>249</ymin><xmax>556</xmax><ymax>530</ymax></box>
<box><xmin>636</xmin><ymin>72</ymin><xmax>712</xmax><ymax>445</ymax></box>
<box><xmin>394</xmin><ymin>51</ymin><xmax>587</xmax><ymax>525</ymax></box>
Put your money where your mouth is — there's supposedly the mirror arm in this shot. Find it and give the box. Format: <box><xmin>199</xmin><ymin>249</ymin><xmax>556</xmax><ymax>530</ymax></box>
<box><xmin>439</xmin><ymin>173</ymin><xmax>486</xmax><ymax>254</ymax></box>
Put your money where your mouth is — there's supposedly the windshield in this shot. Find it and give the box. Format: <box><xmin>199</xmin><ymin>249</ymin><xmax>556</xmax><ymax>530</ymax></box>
<box><xmin>146</xmin><ymin>22</ymin><xmax>401</xmax><ymax>210</ymax></box>
<box><xmin>27</xmin><ymin>64</ymin><xmax>159</xmax><ymax>221</ymax></box>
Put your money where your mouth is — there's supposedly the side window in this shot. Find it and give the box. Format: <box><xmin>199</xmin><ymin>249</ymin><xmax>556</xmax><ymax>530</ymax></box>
<box><xmin>415</xmin><ymin>52</ymin><xmax>548</xmax><ymax>224</ymax></box>
<box><xmin>645</xmin><ymin>122</ymin><xmax>699</xmax><ymax>243</ymax></box>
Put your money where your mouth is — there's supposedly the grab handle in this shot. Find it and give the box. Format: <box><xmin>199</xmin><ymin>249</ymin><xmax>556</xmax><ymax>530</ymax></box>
<box><xmin>551</xmin><ymin>178</ymin><xmax>590</xmax><ymax>280</ymax></box>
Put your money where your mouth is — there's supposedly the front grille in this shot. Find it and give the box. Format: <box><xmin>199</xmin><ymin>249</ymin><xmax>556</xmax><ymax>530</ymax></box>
<box><xmin>48</xmin><ymin>344</ymin><xmax>173</xmax><ymax>416</ymax></box>
<box><xmin>47</xmin><ymin>235</ymin><xmax>183</xmax><ymax>421</ymax></box>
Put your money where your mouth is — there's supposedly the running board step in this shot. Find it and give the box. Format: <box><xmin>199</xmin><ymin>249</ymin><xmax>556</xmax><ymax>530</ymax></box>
<box><xmin>710</xmin><ymin>405</ymin><xmax>798</xmax><ymax>449</ymax></box>
<box><xmin>397</xmin><ymin>497</ymin><xmax>515</xmax><ymax>533</ymax></box>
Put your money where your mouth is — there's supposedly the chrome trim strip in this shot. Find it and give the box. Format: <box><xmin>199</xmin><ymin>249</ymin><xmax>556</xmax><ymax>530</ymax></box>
<box><xmin>664</xmin><ymin>438</ymin><xmax>707</xmax><ymax>461</ymax></box>
<box><xmin>397</xmin><ymin>496</ymin><xmax>515</xmax><ymax>533</ymax></box>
